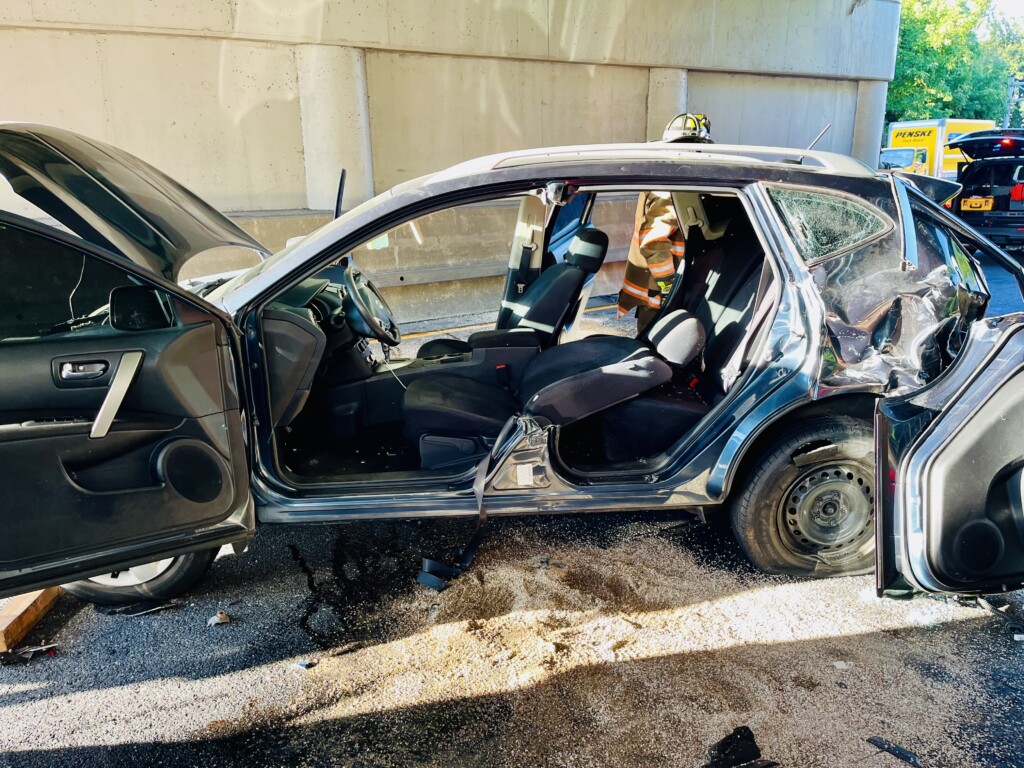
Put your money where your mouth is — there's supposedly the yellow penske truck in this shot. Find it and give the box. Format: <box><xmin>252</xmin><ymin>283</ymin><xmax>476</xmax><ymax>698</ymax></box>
<box><xmin>879</xmin><ymin>118</ymin><xmax>996</xmax><ymax>179</ymax></box>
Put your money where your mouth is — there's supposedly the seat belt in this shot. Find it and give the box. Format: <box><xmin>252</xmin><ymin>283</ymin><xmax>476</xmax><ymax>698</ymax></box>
<box><xmin>515</xmin><ymin>242</ymin><xmax>537</xmax><ymax>295</ymax></box>
<box><xmin>721</xmin><ymin>263</ymin><xmax>774</xmax><ymax>392</ymax></box>
<box><xmin>417</xmin><ymin>449</ymin><xmax>492</xmax><ymax>592</ymax></box>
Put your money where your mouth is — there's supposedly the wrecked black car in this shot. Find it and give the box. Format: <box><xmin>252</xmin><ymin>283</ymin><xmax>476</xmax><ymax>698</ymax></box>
<box><xmin>1</xmin><ymin>124</ymin><xmax>1023</xmax><ymax>604</ymax></box>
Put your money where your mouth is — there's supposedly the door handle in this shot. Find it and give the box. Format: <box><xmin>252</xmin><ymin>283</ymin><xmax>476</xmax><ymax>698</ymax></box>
<box><xmin>90</xmin><ymin>351</ymin><xmax>143</xmax><ymax>439</ymax></box>
<box><xmin>60</xmin><ymin>361</ymin><xmax>109</xmax><ymax>381</ymax></box>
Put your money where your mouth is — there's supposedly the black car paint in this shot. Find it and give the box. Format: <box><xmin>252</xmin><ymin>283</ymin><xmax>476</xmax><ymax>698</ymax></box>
<box><xmin>0</xmin><ymin>124</ymin><xmax>268</xmax><ymax>280</ymax></box>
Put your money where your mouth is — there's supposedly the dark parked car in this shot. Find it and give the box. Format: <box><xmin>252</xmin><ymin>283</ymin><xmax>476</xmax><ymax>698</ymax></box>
<box><xmin>1</xmin><ymin>124</ymin><xmax>1022</xmax><ymax>604</ymax></box>
<box><xmin>947</xmin><ymin>129</ymin><xmax>1024</xmax><ymax>253</ymax></box>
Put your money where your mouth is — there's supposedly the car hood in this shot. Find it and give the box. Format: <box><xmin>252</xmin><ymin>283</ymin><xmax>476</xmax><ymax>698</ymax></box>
<box><xmin>947</xmin><ymin>129</ymin><xmax>1024</xmax><ymax>161</ymax></box>
<box><xmin>0</xmin><ymin>124</ymin><xmax>269</xmax><ymax>281</ymax></box>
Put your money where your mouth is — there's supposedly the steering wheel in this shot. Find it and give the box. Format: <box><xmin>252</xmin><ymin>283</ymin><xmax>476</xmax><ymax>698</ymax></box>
<box><xmin>340</xmin><ymin>262</ymin><xmax>402</xmax><ymax>346</ymax></box>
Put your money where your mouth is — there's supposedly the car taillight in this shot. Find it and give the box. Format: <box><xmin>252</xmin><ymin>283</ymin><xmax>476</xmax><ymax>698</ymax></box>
<box><xmin>943</xmin><ymin>199</ymin><xmax>953</xmax><ymax>209</ymax></box>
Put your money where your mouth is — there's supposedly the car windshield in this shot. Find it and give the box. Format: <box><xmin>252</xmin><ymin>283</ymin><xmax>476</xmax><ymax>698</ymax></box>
<box><xmin>207</xmin><ymin>188</ymin><xmax>400</xmax><ymax>302</ymax></box>
<box><xmin>879</xmin><ymin>148</ymin><xmax>914</xmax><ymax>168</ymax></box>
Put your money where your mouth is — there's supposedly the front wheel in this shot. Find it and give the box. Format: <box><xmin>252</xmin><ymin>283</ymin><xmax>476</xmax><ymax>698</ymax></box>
<box><xmin>63</xmin><ymin>549</ymin><xmax>219</xmax><ymax>605</ymax></box>
<box><xmin>731</xmin><ymin>416</ymin><xmax>875</xmax><ymax>577</ymax></box>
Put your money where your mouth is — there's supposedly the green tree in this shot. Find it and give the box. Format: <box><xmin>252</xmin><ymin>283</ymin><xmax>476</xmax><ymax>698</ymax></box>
<box><xmin>886</xmin><ymin>0</ymin><xmax>1023</xmax><ymax>125</ymax></box>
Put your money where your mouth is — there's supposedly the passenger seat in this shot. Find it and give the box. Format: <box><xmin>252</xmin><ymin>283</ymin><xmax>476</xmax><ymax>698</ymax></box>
<box><xmin>597</xmin><ymin>214</ymin><xmax>769</xmax><ymax>463</ymax></box>
<box><xmin>679</xmin><ymin>213</ymin><xmax>765</xmax><ymax>402</ymax></box>
<box><xmin>415</xmin><ymin>229</ymin><xmax>609</xmax><ymax>358</ymax></box>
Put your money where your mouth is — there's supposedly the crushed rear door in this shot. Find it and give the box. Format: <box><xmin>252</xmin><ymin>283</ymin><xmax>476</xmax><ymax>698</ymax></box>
<box><xmin>876</xmin><ymin>313</ymin><xmax>1024</xmax><ymax>597</ymax></box>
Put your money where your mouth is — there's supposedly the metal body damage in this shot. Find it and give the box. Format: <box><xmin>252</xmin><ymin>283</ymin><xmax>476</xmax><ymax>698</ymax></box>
<box><xmin>4</xmin><ymin>126</ymin><xmax>1024</xmax><ymax>599</ymax></box>
<box><xmin>233</xmin><ymin>152</ymin><xmax>1001</xmax><ymax>522</ymax></box>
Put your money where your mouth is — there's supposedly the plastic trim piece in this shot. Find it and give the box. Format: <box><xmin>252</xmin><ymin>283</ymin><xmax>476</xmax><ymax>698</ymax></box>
<box><xmin>89</xmin><ymin>351</ymin><xmax>143</xmax><ymax>439</ymax></box>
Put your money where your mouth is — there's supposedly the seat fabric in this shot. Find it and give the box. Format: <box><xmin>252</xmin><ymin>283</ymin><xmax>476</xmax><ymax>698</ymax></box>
<box><xmin>402</xmin><ymin>310</ymin><xmax>704</xmax><ymax>455</ymax></box>
<box><xmin>416</xmin><ymin>228</ymin><xmax>608</xmax><ymax>359</ymax></box>
<box><xmin>677</xmin><ymin>215</ymin><xmax>764</xmax><ymax>399</ymax></box>
<box><xmin>402</xmin><ymin>375</ymin><xmax>519</xmax><ymax>441</ymax></box>
<box><xmin>600</xmin><ymin>384</ymin><xmax>711</xmax><ymax>463</ymax></box>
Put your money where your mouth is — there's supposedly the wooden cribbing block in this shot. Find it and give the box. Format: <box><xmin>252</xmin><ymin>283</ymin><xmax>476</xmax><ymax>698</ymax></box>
<box><xmin>0</xmin><ymin>587</ymin><xmax>61</xmax><ymax>652</ymax></box>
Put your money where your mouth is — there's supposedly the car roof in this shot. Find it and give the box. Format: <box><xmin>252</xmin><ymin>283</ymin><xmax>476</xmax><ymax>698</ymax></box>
<box><xmin>427</xmin><ymin>142</ymin><xmax>877</xmax><ymax>184</ymax></box>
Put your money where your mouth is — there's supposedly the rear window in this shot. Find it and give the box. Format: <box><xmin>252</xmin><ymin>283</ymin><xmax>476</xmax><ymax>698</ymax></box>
<box><xmin>767</xmin><ymin>185</ymin><xmax>892</xmax><ymax>263</ymax></box>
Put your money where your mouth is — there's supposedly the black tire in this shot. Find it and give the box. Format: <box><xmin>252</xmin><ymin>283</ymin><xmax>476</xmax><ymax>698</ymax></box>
<box><xmin>62</xmin><ymin>549</ymin><xmax>219</xmax><ymax>605</ymax></box>
<box><xmin>730</xmin><ymin>415</ymin><xmax>875</xmax><ymax>578</ymax></box>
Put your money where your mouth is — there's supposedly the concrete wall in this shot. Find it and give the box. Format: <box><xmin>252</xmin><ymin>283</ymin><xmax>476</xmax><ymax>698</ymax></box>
<box><xmin>1</xmin><ymin>0</ymin><xmax>901</xmax><ymax>225</ymax></box>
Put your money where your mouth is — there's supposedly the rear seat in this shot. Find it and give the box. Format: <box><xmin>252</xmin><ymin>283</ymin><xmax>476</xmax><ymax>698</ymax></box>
<box><xmin>598</xmin><ymin>212</ymin><xmax>766</xmax><ymax>463</ymax></box>
<box><xmin>678</xmin><ymin>213</ymin><xmax>764</xmax><ymax>402</ymax></box>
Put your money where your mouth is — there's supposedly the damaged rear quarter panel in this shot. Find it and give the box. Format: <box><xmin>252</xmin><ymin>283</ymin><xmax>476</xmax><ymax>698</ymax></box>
<box><xmin>771</xmin><ymin>178</ymin><xmax>961</xmax><ymax>396</ymax></box>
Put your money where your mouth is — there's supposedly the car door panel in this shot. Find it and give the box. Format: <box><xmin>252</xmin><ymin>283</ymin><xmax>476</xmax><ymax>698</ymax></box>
<box><xmin>0</xmin><ymin>220</ymin><xmax>252</xmax><ymax>596</ymax></box>
<box><xmin>876</xmin><ymin>315</ymin><xmax>1024</xmax><ymax>596</ymax></box>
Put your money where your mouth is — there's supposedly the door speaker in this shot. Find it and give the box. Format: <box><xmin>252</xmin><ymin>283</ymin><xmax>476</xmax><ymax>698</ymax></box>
<box><xmin>156</xmin><ymin>440</ymin><xmax>228</xmax><ymax>505</ymax></box>
<box><xmin>953</xmin><ymin>519</ymin><xmax>1005</xmax><ymax>576</ymax></box>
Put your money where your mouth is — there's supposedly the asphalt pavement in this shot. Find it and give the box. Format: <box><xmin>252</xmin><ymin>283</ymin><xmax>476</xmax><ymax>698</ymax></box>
<box><xmin>1</xmin><ymin>514</ymin><xmax>1022</xmax><ymax>767</ymax></box>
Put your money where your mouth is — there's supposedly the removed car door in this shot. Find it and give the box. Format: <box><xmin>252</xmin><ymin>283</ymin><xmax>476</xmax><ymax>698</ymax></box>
<box><xmin>876</xmin><ymin>312</ymin><xmax>1024</xmax><ymax>597</ymax></box>
<box><xmin>0</xmin><ymin>217</ymin><xmax>253</xmax><ymax>598</ymax></box>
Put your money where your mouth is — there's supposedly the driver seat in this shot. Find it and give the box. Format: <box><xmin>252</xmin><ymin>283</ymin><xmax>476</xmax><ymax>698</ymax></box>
<box><xmin>402</xmin><ymin>310</ymin><xmax>706</xmax><ymax>469</ymax></box>
<box><xmin>415</xmin><ymin>229</ymin><xmax>609</xmax><ymax>358</ymax></box>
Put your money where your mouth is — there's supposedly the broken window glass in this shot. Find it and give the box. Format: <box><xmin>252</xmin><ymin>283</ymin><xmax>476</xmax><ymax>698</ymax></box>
<box><xmin>767</xmin><ymin>186</ymin><xmax>891</xmax><ymax>263</ymax></box>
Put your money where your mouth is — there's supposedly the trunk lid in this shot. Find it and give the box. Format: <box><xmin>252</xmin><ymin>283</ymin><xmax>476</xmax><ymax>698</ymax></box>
<box><xmin>947</xmin><ymin>129</ymin><xmax>1024</xmax><ymax>161</ymax></box>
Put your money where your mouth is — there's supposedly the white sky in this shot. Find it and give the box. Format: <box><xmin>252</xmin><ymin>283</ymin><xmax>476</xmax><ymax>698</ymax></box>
<box><xmin>990</xmin><ymin>0</ymin><xmax>1024</xmax><ymax>21</ymax></box>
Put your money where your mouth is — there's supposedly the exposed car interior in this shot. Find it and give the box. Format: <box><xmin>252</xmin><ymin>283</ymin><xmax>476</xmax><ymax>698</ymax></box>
<box><xmin>958</xmin><ymin>159</ymin><xmax>1024</xmax><ymax>212</ymax></box>
<box><xmin>257</xmin><ymin>188</ymin><xmax>776</xmax><ymax>485</ymax></box>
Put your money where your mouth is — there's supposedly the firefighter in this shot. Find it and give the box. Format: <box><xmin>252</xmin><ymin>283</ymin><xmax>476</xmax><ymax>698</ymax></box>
<box><xmin>618</xmin><ymin>114</ymin><xmax>712</xmax><ymax>333</ymax></box>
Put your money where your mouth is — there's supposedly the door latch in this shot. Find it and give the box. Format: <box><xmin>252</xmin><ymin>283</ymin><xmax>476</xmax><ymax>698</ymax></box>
<box><xmin>60</xmin><ymin>361</ymin><xmax>108</xmax><ymax>380</ymax></box>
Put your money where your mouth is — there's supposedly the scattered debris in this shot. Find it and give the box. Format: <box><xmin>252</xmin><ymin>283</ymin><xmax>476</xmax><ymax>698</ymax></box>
<box><xmin>0</xmin><ymin>587</ymin><xmax>62</xmax><ymax>652</ymax></box>
<box><xmin>98</xmin><ymin>599</ymin><xmax>183</xmax><ymax>617</ymax></box>
<box><xmin>207</xmin><ymin>611</ymin><xmax>232</xmax><ymax>627</ymax></box>
<box><xmin>417</xmin><ymin>512</ymin><xmax>489</xmax><ymax>592</ymax></box>
<box><xmin>702</xmin><ymin>726</ymin><xmax>771</xmax><ymax>768</ymax></box>
<box><xmin>539</xmin><ymin>554</ymin><xmax>549</xmax><ymax>569</ymax></box>
<box><xmin>833</xmin><ymin>660</ymin><xmax>851</xmax><ymax>670</ymax></box>
<box><xmin>294</xmin><ymin>660</ymin><xmax>318</xmax><ymax>670</ymax></box>
<box><xmin>328</xmin><ymin>641</ymin><xmax>368</xmax><ymax>657</ymax></box>
<box><xmin>866</xmin><ymin>736</ymin><xmax>923</xmax><ymax>767</ymax></box>
<box><xmin>0</xmin><ymin>643</ymin><xmax>57</xmax><ymax>665</ymax></box>
<box><xmin>977</xmin><ymin>596</ymin><xmax>1024</xmax><ymax>636</ymax></box>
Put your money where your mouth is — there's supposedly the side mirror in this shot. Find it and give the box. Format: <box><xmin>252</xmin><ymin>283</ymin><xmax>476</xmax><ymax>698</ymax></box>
<box><xmin>109</xmin><ymin>285</ymin><xmax>173</xmax><ymax>331</ymax></box>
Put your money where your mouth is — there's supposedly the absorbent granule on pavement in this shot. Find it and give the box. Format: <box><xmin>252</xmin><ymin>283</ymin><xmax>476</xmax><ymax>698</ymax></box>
<box><xmin>285</xmin><ymin>521</ymin><xmax>996</xmax><ymax>767</ymax></box>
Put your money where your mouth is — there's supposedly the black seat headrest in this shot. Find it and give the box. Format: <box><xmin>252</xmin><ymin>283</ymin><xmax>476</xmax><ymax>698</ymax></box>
<box><xmin>644</xmin><ymin>309</ymin><xmax>706</xmax><ymax>367</ymax></box>
<box><xmin>565</xmin><ymin>228</ymin><xmax>608</xmax><ymax>274</ymax></box>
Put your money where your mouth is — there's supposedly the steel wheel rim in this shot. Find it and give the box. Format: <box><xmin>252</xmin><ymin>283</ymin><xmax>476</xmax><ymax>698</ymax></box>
<box><xmin>777</xmin><ymin>462</ymin><xmax>874</xmax><ymax>562</ymax></box>
<box><xmin>87</xmin><ymin>558</ymin><xmax>176</xmax><ymax>587</ymax></box>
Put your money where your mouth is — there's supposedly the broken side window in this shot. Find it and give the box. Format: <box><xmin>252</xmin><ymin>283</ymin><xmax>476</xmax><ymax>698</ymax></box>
<box><xmin>766</xmin><ymin>185</ymin><xmax>892</xmax><ymax>264</ymax></box>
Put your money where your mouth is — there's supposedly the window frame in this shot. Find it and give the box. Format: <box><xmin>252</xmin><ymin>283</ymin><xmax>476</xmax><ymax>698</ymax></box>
<box><xmin>763</xmin><ymin>182</ymin><xmax>897</xmax><ymax>267</ymax></box>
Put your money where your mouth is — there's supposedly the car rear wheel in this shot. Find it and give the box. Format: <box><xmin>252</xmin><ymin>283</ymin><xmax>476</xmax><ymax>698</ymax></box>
<box><xmin>62</xmin><ymin>548</ymin><xmax>219</xmax><ymax>605</ymax></box>
<box><xmin>731</xmin><ymin>415</ymin><xmax>875</xmax><ymax>577</ymax></box>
